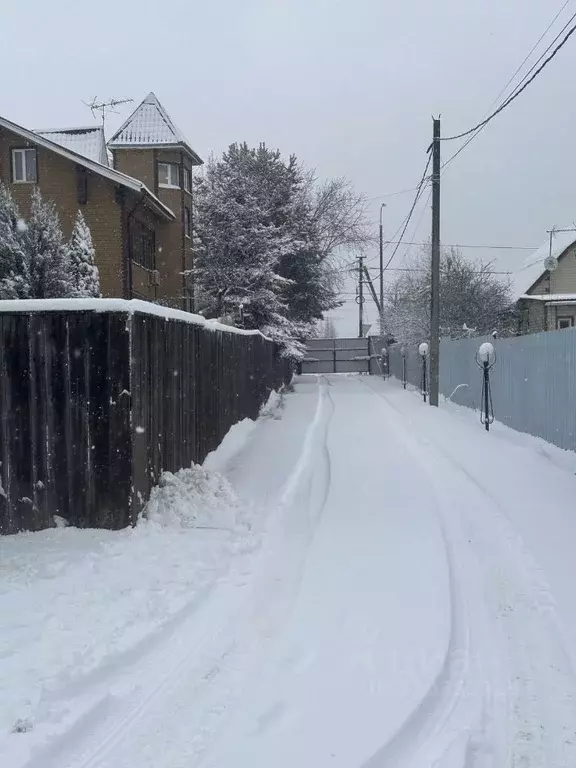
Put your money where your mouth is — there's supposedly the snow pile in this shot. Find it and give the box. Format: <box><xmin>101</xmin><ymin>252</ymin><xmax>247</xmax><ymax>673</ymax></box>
<box><xmin>142</xmin><ymin>466</ymin><xmax>244</xmax><ymax>531</ymax></box>
<box><xmin>258</xmin><ymin>389</ymin><xmax>285</xmax><ymax>420</ymax></box>
<box><xmin>204</xmin><ymin>388</ymin><xmax>286</xmax><ymax>472</ymax></box>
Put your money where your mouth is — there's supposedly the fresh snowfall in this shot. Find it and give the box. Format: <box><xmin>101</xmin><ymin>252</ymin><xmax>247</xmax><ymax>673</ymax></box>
<box><xmin>2</xmin><ymin>375</ymin><xmax>576</xmax><ymax>768</ymax></box>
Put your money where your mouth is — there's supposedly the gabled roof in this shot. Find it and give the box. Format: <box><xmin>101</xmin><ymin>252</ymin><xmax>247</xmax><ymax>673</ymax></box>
<box><xmin>0</xmin><ymin>114</ymin><xmax>175</xmax><ymax>221</ymax></box>
<box><xmin>107</xmin><ymin>92</ymin><xmax>203</xmax><ymax>165</ymax></box>
<box><xmin>509</xmin><ymin>229</ymin><xmax>576</xmax><ymax>301</ymax></box>
<box><xmin>34</xmin><ymin>126</ymin><xmax>108</xmax><ymax>166</ymax></box>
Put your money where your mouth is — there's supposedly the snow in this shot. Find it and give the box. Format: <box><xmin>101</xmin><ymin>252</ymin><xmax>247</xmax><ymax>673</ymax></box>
<box><xmin>509</xmin><ymin>229</ymin><xmax>576</xmax><ymax>300</ymax></box>
<box><xmin>34</xmin><ymin>127</ymin><xmax>108</xmax><ymax>166</ymax></box>
<box><xmin>2</xmin><ymin>375</ymin><xmax>576</xmax><ymax>767</ymax></box>
<box><xmin>0</xmin><ymin>298</ymin><xmax>271</xmax><ymax>338</ymax></box>
<box><xmin>519</xmin><ymin>293</ymin><xmax>576</xmax><ymax>302</ymax></box>
<box><xmin>477</xmin><ymin>341</ymin><xmax>495</xmax><ymax>362</ymax></box>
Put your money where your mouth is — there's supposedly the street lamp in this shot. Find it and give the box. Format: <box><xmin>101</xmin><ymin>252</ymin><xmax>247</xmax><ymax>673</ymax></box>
<box><xmin>379</xmin><ymin>203</ymin><xmax>387</xmax><ymax>338</ymax></box>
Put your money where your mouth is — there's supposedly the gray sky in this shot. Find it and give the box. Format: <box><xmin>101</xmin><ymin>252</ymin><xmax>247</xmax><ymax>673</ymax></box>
<box><xmin>3</xmin><ymin>0</ymin><xmax>575</xmax><ymax>334</ymax></box>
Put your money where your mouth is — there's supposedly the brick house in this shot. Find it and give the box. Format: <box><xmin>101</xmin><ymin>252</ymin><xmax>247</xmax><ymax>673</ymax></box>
<box><xmin>0</xmin><ymin>93</ymin><xmax>202</xmax><ymax>310</ymax></box>
<box><xmin>511</xmin><ymin>230</ymin><xmax>576</xmax><ymax>334</ymax></box>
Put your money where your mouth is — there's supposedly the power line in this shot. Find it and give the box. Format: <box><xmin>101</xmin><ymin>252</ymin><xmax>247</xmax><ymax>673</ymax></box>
<box><xmin>381</xmin><ymin>156</ymin><xmax>432</xmax><ymax>272</ymax></box>
<box><xmin>364</xmin><ymin>267</ymin><xmax>512</xmax><ymax>275</ymax></box>
<box><xmin>368</xmin><ymin>184</ymin><xmax>421</xmax><ymax>201</ymax></box>
<box><xmin>439</xmin><ymin>17</ymin><xmax>576</xmax><ymax>143</ymax></box>
<box><xmin>443</xmin><ymin>2</ymin><xmax>576</xmax><ymax>169</ymax></box>
<box><xmin>373</xmin><ymin>240</ymin><xmax>535</xmax><ymax>251</ymax></box>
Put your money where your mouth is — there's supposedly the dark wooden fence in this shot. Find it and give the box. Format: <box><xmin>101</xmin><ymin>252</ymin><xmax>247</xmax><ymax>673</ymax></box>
<box><xmin>0</xmin><ymin>303</ymin><xmax>291</xmax><ymax>534</ymax></box>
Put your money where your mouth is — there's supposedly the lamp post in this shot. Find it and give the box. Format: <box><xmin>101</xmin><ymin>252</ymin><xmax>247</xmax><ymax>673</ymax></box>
<box><xmin>379</xmin><ymin>203</ymin><xmax>387</xmax><ymax>339</ymax></box>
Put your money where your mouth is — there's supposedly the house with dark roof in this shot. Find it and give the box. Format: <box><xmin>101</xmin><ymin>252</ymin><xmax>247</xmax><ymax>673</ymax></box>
<box><xmin>0</xmin><ymin>93</ymin><xmax>202</xmax><ymax>309</ymax></box>
<box><xmin>511</xmin><ymin>229</ymin><xmax>576</xmax><ymax>334</ymax></box>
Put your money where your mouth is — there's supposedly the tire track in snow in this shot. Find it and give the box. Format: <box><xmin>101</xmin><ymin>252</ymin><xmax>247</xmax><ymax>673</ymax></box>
<box><xmin>358</xmin><ymin>378</ymin><xmax>576</xmax><ymax>767</ymax></box>
<box><xmin>356</xmin><ymin>378</ymin><xmax>477</xmax><ymax>768</ymax></box>
<box><xmin>26</xmin><ymin>376</ymin><xmax>334</xmax><ymax>768</ymax></box>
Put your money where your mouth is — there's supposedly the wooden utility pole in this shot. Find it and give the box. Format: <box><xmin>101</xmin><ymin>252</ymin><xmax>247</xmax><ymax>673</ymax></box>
<box><xmin>358</xmin><ymin>254</ymin><xmax>365</xmax><ymax>338</ymax></box>
<box><xmin>429</xmin><ymin>117</ymin><xmax>441</xmax><ymax>407</ymax></box>
<box><xmin>379</xmin><ymin>203</ymin><xmax>386</xmax><ymax>337</ymax></box>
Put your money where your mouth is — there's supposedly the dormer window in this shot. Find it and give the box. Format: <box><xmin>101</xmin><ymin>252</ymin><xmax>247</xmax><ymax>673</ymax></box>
<box><xmin>158</xmin><ymin>162</ymin><xmax>180</xmax><ymax>189</ymax></box>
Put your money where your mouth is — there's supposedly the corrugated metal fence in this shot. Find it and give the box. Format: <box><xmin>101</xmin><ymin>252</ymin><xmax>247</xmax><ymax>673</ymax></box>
<box><xmin>388</xmin><ymin>329</ymin><xmax>576</xmax><ymax>452</ymax></box>
<box><xmin>0</xmin><ymin>305</ymin><xmax>291</xmax><ymax>534</ymax></box>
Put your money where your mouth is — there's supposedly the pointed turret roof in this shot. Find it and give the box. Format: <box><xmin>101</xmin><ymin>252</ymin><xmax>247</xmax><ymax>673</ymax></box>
<box><xmin>107</xmin><ymin>92</ymin><xmax>202</xmax><ymax>165</ymax></box>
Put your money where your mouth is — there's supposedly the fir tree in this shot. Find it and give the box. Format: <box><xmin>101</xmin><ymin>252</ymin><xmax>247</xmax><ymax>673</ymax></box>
<box><xmin>0</xmin><ymin>184</ymin><xmax>30</xmax><ymax>299</ymax></box>
<box><xmin>67</xmin><ymin>211</ymin><xmax>101</xmax><ymax>297</ymax></box>
<box><xmin>25</xmin><ymin>188</ymin><xmax>75</xmax><ymax>298</ymax></box>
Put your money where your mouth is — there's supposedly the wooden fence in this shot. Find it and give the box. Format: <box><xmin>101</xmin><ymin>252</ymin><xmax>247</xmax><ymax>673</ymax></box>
<box><xmin>0</xmin><ymin>302</ymin><xmax>291</xmax><ymax>534</ymax></box>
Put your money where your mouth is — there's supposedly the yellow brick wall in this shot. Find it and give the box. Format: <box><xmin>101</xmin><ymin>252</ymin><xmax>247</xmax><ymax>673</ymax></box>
<box><xmin>0</xmin><ymin>126</ymin><xmax>125</xmax><ymax>297</ymax></box>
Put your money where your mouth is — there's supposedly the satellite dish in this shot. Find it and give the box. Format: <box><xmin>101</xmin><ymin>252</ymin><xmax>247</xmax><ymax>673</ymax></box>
<box><xmin>544</xmin><ymin>255</ymin><xmax>559</xmax><ymax>271</ymax></box>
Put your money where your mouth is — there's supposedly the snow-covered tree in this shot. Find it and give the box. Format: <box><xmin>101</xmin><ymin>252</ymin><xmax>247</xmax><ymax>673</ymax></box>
<box><xmin>382</xmin><ymin>246</ymin><xmax>515</xmax><ymax>345</ymax></box>
<box><xmin>67</xmin><ymin>211</ymin><xmax>101</xmax><ymax>297</ymax></box>
<box><xmin>0</xmin><ymin>185</ymin><xmax>30</xmax><ymax>299</ymax></box>
<box><xmin>25</xmin><ymin>188</ymin><xmax>75</xmax><ymax>299</ymax></box>
<box><xmin>194</xmin><ymin>145</ymin><xmax>300</xmax><ymax>342</ymax></box>
<box><xmin>194</xmin><ymin>144</ymin><xmax>370</xmax><ymax>357</ymax></box>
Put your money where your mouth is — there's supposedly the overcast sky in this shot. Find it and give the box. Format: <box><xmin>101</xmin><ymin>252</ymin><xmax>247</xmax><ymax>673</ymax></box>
<box><xmin>3</xmin><ymin>0</ymin><xmax>575</xmax><ymax>334</ymax></box>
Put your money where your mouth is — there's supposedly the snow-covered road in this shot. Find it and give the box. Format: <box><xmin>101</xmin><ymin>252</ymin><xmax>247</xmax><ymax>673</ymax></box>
<box><xmin>2</xmin><ymin>374</ymin><xmax>576</xmax><ymax>767</ymax></box>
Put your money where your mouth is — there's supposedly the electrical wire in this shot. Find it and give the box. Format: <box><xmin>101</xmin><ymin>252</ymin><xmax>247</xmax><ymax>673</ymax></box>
<box><xmin>439</xmin><ymin>16</ymin><xmax>576</xmax><ymax>143</ymax></box>
<box><xmin>368</xmin><ymin>240</ymin><xmax>535</xmax><ymax>251</ymax></box>
<box><xmin>380</xmin><ymin>156</ymin><xmax>432</xmax><ymax>273</ymax></box>
<box><xmin>442</xmin><ymin>2</ymin><xmax>576</xmax><ymax>168</ymax></box>
<box><xmin>368</xmin><ymin>184</ymin><xmax>422</xmax><ymax>201</ymax></box>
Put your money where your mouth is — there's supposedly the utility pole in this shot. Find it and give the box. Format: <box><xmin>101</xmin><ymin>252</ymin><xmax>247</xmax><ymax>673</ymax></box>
<box><xmin>379</xmin><ymin>203</ymin><xmax>387</xmax><ymax>338</ymax></box>
<box><xmin>429</xmin><ymin>117</ymin><xmax>441</xmax><ymax>407</ymax></box>
<box><xmin>358</xmin><ymin>254</ymin><xmax>365</xmax><ymax>338</ymax></box>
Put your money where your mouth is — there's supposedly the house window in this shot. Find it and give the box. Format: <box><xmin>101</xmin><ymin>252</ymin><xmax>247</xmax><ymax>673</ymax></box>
<box><xmin>157</xmin><ymin>162</ymin><xmax>180</xmax><ymax>188</ymax></box>
<box><xmin>12</xmin><ymin>148</ymin><xmax>37</xmax><ymax>183</ymax></box>
<box><xmin>183</xmin><ymin>167</ymin><xmax>192</xmax><ymax>193</ymax></box>
<box><xmin>184</xmin><ymin>206</ymin><xmax>191</xmax><ymax>238</ymax></box>
<box><xmin>131</xmin><ymin>221</ymin><xmax>156</xmax><ymax>270</ymax></box>
<box><xmin>557</xmin><ymin>316</ymin><xmax>574</xmax><ymax>330</ymax></box>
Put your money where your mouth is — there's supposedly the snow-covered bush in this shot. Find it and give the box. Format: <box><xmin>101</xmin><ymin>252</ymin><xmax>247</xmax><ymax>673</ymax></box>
<box><xmin>0</xmin><ymin>185</ymin><xmax>30</xmax><ymax>299</ymax></box>
<box><xmin>25</xmin><ymin>188</ymin><xmax>76</xmax><ymax>298</ymax></box>
<box><xmin>0</xmin><ymin>185</ymin><xmax>100</xmax><ymax>300</ymax></box>
<box><xmin>67</xmin><ymin>211</ymin><xmax>101</xmax><ymax>297</ymax></box>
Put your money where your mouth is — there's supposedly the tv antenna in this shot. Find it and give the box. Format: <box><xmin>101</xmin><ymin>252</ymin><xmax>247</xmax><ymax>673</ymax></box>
<box><xmin>83</xmin><ymin>97</ymin><xmax>133</xmax><ymax>132</ymax></box>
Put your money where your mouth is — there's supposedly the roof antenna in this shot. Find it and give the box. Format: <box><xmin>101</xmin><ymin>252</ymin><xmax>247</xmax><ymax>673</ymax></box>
<box><xmin>83</xmin><ymin>97</ymin><xmax>133</xmax><ymax>133</ymax></box>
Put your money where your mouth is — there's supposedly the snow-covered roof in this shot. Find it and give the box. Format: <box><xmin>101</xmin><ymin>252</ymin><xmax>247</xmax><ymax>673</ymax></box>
<box><xmin>0</xmin><ymin>114</ymin><xmax>175</xmax><ymax>222</ymax></box>
<box><xmin>519</xmin><ymin>293</ymin><xmax>576</xmax><ymax>302</ymax></box>
<box><xmin>0</xmin><ymin>299</ymin><xmax>269</xmax><ymax>338</ymax></box>
<box><xmin>34</xmin><ymin>126</ymin><xmax>108</xmax><ymax>166</ymax></box>
<box><xmin>107</xmin><ymin>92</ymin><xmax>203</xmax><ymax>165</ymax></box>
<box><xmin>509</xmin><ymin>229</ymin><xmax>576</xmax><ymax>301</ymax></box>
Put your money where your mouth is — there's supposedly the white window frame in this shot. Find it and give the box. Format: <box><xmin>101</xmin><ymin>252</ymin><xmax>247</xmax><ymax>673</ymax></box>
<box><xmin>557</xmin><ymin>316</ymin><xmax>574</xmax><ymax>330</ymax></box>
<box><xmin>158</xmin><ymin>162</ymin><xmax>180</xmax><ymax>189</ymax></box>
<box><xmin>184</xmin><ymin>206</ymin><xmax>191</xmax><ymax>239</ymax></box>
<box><xmin>12</xmin><ymin>148</ymin><xmax>37</xmax><ymax>183</ymax></box>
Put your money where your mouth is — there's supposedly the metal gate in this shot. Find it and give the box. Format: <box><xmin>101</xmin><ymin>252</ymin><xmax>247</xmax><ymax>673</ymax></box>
<box><xmin>301</xmin><ymin>338</ymin><xmax>371</xmax><ymax>374</ymax></box>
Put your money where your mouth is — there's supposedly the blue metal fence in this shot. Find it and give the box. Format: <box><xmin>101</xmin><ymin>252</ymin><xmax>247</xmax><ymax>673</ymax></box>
<box><xmin>388</xmin><ymin>329</ymin><xmax>576</xmax><ymax>452</ymax></box>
